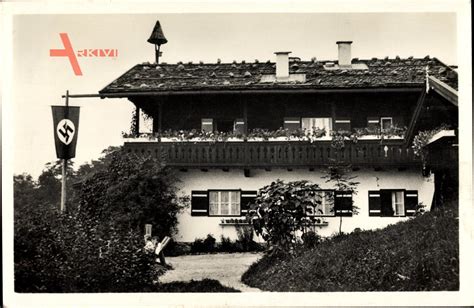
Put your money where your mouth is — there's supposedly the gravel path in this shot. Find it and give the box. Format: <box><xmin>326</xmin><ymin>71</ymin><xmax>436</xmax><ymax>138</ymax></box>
<box><xmin>159</xmin><ymin>252</ymin><xmax>264</xmax><ymax>292</ymax></box>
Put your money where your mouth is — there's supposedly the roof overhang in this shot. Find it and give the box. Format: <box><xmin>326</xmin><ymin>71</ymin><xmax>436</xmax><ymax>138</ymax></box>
<box><xmin>426</xmin><ymin>129</ymin><xmax>457</xmax><ymax>147</ymax></box>
<box><xmin>427</xmin><ymin>75</ymin><xmax>458</xmax><ymax>106</ymax></box>
<box><xmin>94</xmin><ymin>86</ymin><xmax>423</xmax><ymax>99</ymax></box>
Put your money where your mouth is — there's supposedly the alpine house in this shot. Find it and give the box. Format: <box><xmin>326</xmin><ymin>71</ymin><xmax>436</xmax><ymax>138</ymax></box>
<box><xmin>98</xmin><ymin>21</ymin><xmax>458</xmax><ymax>242</ymax></box>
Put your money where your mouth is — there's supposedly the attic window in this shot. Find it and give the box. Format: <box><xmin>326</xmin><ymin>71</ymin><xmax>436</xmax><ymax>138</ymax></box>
<box><xmin>381</xmin><ymin>117</ymin><xmax>393</xmax><ymax>131</ymax></box>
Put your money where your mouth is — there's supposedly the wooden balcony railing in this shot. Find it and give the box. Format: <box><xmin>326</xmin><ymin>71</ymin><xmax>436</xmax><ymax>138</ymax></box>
<box><xmin>124</xmin><ymin>140</ymin><xmax>420</xmax><ymax>168</ymax></box>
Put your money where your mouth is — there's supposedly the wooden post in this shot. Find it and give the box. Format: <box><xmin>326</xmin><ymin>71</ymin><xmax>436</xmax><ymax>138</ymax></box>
<box><xmin>158</xmin><ymin>99</ymin><xmax>163</xmax><ymax>135</ymax></box>
<box><xmin>331</xmin><ymin>99</ymin><xmax>336</xmax><ymax>131</ymax></box>
<box><xmin>135</xmin><ymin>106</ymin><xmax>140</xmax><ymax>136</ymax></box>
<box><xmin>60</xmin><ymin>90</ymin><xmax>69</xmax><ymax>213</ymax></box>
<box><xmin>243</xmin><ymin>97</ymin><xmax>248</xmax><ymax>136</ymax></box>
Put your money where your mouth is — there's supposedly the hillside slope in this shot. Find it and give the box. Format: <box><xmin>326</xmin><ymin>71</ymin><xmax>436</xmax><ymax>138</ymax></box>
<box><xmin>242</xmin><ymin>205</ymin><xmax>458</xmax><ymax>291</ymax></box>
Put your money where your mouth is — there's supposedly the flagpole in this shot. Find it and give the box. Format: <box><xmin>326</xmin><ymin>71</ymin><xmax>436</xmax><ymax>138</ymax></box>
<box><xmin>60</xmin><ymin>90</ymin><xmax>69</xmax><ymax>213</ymax></box>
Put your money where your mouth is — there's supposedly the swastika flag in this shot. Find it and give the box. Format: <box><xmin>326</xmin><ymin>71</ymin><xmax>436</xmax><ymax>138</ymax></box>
<box><xmin>52</xmin><ymin>106</ymin><xmax>80</xmax><ymax>159</ymax></box>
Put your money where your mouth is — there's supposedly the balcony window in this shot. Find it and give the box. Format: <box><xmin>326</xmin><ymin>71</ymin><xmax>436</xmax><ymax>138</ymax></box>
<box><xmin>334</xmin><ymin>118</ymin><xmax>351</xmax><ymax>131</ymax></box>
<box><xmin>283</xmin><ymin>117</ymin><xmax>301</xmax><ymax>131</ymax></box>
<box><xmin>381</xmin><ymin>117</ymin><xmax>393</xmax><ymax>131</ymax></box>
<box><xmin>201</xmin><ymin>118</ymin><xmax>214</xmax><ymax>132</ymax></box>
<box><xmin>233</xmin><ymin>119</ymin><xmax>246</xmax><ymax>134</ymax></box>
<box><xmin>302</xmin><ymin>117</ymin><xmax>332</xmax><ymax>136</ymax></box>
<box><xmin>367</xmin><ymin>117</ymin><xmax>380</xmax><ymax>130</ymax></box>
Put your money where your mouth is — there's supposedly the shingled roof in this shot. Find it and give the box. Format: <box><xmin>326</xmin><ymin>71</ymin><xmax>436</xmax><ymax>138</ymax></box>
<box><xmin>99</xmin><ymin>56</ymin><xmax>458</xmax><ymax>95</ymax></box>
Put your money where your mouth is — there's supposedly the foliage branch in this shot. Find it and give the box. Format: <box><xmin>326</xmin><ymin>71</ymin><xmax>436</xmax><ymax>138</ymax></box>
<box><xmin>247</xmin><ymin>180</ymin><xmax>328</xmax><ymax>252</ymax></box>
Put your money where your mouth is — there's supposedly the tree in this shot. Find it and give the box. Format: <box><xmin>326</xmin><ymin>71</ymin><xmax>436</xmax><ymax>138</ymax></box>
<box><xmin>14</xmin><ymin>174</ymin><xmax>37</xmax><ymax>215</ymax></box>
<box><xmin>76</xmin><ymin>148</ymin><xmax>188</xmax><ymax>239</ymax></box>
<box><xmin>322</xmin><ymin>162</ymin><xmax>360</xmax><ymax>234</ymax></box>
<box><xmin>14</xmin><ymin>147</ymin><xmax>188</xmax><ymax>292</ymax></box>
<box><xmin>248</xmin><ymin>180</ymin><xmax>326</xmax><ymax>252</ymax></box>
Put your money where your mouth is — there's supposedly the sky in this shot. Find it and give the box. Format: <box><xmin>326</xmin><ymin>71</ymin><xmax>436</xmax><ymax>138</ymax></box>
<box><xmin>12</xmin><ymin>13</ymin><xmax>457</xmax><ymax>178</ymax></box>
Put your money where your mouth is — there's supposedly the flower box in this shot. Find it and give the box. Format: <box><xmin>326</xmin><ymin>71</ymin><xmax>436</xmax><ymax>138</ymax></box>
<box><xmin>219</xmin><ymin>219</ymin><xmax>250</xmax><ymax>226</ymax></box>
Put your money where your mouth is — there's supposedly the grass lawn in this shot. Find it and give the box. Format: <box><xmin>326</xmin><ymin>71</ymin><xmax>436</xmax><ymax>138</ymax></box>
<box><xmin>242</xmin><ymin>202</ymin><xmax>459</xmax><ymax>291</ymax></box>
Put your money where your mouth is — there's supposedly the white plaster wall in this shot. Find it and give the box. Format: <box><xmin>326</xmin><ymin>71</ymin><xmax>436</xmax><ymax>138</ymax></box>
<box><xmin>174</xmin><ymin>168</ymin><xmax>434</xmax><ymax>242</ymax></box>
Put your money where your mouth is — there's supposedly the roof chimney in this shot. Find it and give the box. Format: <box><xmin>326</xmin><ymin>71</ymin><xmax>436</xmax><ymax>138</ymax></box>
<box><xmin>336</xmin><ymin>41</ymin><xmax>352</xmax><ymax>67</ymax></box>
<box><xmin>275</xmin><ymin>51</ymin><xmax>291</xmax><ymax>79</ymax></box>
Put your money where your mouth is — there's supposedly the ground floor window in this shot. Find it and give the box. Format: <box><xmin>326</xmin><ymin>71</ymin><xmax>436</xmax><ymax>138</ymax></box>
<box><xmin>191</xmin><ymin>190</ymin><xmax>256</xmax><ymax>217</ymax></box>
<box><xmin>380</xmin><ymin>190</ymin><xmax>405</xmax><ymax>216</ymax></box>
<box><xmin>305</xmin><ymin>190</ymin><xmax>334</xmax><ymax>216</ymax></box>
<box><xmin>369</xmin><ymin>189</ymin><xmax>417</xmax><ymax>217</ymax></box>
<box><xmin>209</xmin><ymin>191</ymin><xmax>241</xmax><ymax>216</ymax></box>
<box><xmin>304</xmin><ymin>190</ymin><xmax>352</xmax><ymax>217</ymax></box>
<box><xmin>390</xmin><ymin>191</ymin><xmax>405</xmax><ymax>216</ymax></box>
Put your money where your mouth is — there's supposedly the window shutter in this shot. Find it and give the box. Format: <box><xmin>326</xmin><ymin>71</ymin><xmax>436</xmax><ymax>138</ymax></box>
<box><xmin>334</xmin><ymin>118</ymin><xmax>351</xmax><ymax>132</ymax></box>
<box><xmin>201</xmin><ymin>118</ymin><xmax>214</xmax><ymax>133</ymax></box>
<box><xmin>380</xmin><ymin>190</ymin><xmax>394</xmax><ymax>217</ymax></box>
<box><xmin>334</xmin><ymin>191</ymin><xmax>352</xmax><ymax>217</ymax></box>
<box><xmin>191</xmin><ymin>190</ymin><xmax>208</xmax><ymax>216</ymax></box>
<box><xmin>405</xmin><ymin>190</ymin><xmax>418</xmax><ymax>216</ymax></box>
<box><xmin>368</xmin><ymin>190</ymin><xmax>381</xmax><ymax>216</ymax></box>
<box><xmin>283</xmin><ymin>117</ymin><xmax>301</xmax><ymax>131</ymax></box>
<box><xmin>234</xmin><ymin>118</ymin><xmax>246</xmax><ymax>135</ymax></box>
<box><xmin>241</xmin><ymin>190</ymin><xmax>257</xmax><ymax>216</ymax></box>
<box><xmin>367</xmin><ymin>117</ymin><xmax>380</xmax><ymax>130</ymax></box>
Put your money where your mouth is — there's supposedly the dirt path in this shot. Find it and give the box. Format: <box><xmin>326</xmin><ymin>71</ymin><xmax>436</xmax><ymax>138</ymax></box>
<box><xmin>159</xmin><ymin>252</ymin><xmax>263</xmax><ymax>292</ymax></box>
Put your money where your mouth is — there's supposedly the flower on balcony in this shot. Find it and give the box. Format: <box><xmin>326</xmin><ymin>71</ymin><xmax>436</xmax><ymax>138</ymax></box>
<box><xmin>330</xmin><ymin>125</ymin><xmax>407</xmax><ymax>149</ymax></box>
<box><xmin>122</xmin><ymin>125</ymin><xmax>407</xmax><ymax>144</ymax></box>
<box><xmin>246</xmin><ymin>127</ymin><xmax>326</xmax><ymax>141</ymax></box>
<box><xmin>412</xmin><ymin>123</ymin><xmax>451</xmax><ymax>161</ymax></box>
<box><xmin>352</xmin><ymin>125</ymin><xmax>407</xmax><ymax>139</ymax></box>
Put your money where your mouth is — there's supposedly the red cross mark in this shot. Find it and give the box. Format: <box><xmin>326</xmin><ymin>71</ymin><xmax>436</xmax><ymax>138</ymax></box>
<box><xmin>49</xmin><ymin>33</ymin><xmax>82</xmax><ymax>76</ymax></box>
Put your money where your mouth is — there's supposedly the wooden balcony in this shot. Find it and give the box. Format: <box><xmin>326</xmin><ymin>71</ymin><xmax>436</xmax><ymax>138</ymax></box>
<box><xmin>124</xmin><ymin>139</ymin><xmax>420</xmax><ymax>169</ymax></box>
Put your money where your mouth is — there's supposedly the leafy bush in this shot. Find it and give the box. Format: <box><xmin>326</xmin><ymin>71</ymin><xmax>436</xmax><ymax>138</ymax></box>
<box><xmin>220</xmin><ymin>236</ymin><xmax>238</xmax><ymax>253</ymax></box>
<box><xmin>301</xmin><ymin>231</ymin><xmax>321</xmax><ymax>249</ymax></box>
<box><xmin>191</xmin><ymin>234</ymin><xmax>217</xmax><ymax>253</ymax></box>
<box><xmin>190</xmin><ymin>238</ymin><xmax>205</xmax><ymax>253</ymax></box>
<box><xmin>242</xmin><ymin>203</ymin><xmax>459</xmax><ymax>291</ymax></box>
<box><xmin>15</xmin><ymin>208</ymin><xmax>162</xmax><ymax>292</ymax></box>
<box><xmin>203</xmin><ymin>234</ymin><xmax>217</xmax><ymax>252</ymax></box>
<box><xmin>187</xmin><ymin>234</ymin><xmax>265</xmax><ymax>255</ymax></box>
<box><xmin>248</xmin><ymin>180</ymin><xmax>325</xmax><ymax>250</ymax></box>
<box><xmin>164</xmin><ymin>239</ymin><xmax>191</xmax><ymax>257</ymax></box>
